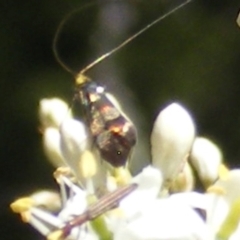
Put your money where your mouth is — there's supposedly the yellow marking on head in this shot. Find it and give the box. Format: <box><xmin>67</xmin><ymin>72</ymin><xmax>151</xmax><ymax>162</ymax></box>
<box><xmin>75</xmin><ymin>73</ymin><xmax>90</xmax><ymax>86</ymax></box>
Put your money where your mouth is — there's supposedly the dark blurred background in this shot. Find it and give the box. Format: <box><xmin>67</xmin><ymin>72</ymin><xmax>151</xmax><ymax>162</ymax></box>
<box><xmin>1</xmin><ymin>0</ymin><xmax>240</xmax><ymax>239</ymax></box>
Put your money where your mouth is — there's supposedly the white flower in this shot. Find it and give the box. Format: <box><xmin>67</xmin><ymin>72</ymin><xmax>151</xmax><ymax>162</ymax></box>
<box><xmin>114</xmin><ymin>198</ymin><xmax>209</xmax><ymax>240</ymax></box>
<box><xmin>213</xmin><ymin>169</ymin><xmax>240</xmax><ymax>204</ymax></box>
<box><xmin>229</xmin><ymin>222</ymin><xmax>240</xmax><ymax>240</ymax></box>
<box><xmin>237</xmin><ymin>12</ymin><xmax>240</xmax><ymax>28</ymax></box>
<box><xmin>151</xmin><ymin>103</ymin><xmax>195</xmax><ymax>182</ymax></box>
<box><xmin>11</xmin><ymin>98</ymin><xmax>240</xmax><ymax>240</ymax></box>
<box><xmin>60</xmin><ymin>118</ymin><xmax>89</xmax><ymax>172</ymax></box>
<box><xmin>190</xmin><ymin>137</ymin><xmax>222</xmax><ymax>187</ymax></box>
<box><xmin>11</xmin><ymin>166</ymin><xmax>210</xmax><ymax>240</ymax></box>
<box><xmin>39</xmin><ymin>98</ymin><xmax>71</xmax><ymax>129</ymax></box>
<box><xmin>59</xmin><ymin>118</ymin><xmax>90</xmax><ymax>181</ymax></box>
<box><xmin>43</xmin><ymin>127</ymin><xmax>65</xmax><ymax>167</ymax></box>
<box><xmin>59</xmin><ymin>119</ymin><xmax>106</xmax><ymax>191</ymax></box>
<box><xmin>113</xmin><ymin>166</ymin><xmax>163</xmax><ymax>221</ymax></box>
<box><xmin>170</xmin><ymin>162</ymin><xmax>195</xmax><ymax>192</ymax></box>
<box><xmin>110</xmin><ymin>167</ymin><xmax>209</xmax><ymax>240</ymax></box>
<box><xmin>206</xmin><ymin>170</ymin><xmax>240</xmax><ymax>239</ymax></box>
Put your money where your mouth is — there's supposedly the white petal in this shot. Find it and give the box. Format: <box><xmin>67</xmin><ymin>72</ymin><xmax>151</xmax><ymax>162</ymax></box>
<box><xmin>31</xmin><ymin>190</ymin><xmax>61</xmax><ymax>212</ymax></box>
<box><xmin>205</xmin><ymin>193</ymin><xmax>229</xmax><ymax>237</ymax></box>
<box><xmin>120</xmin><ymin>166</ymin><xmax>162</xmax><ymax>218</ymax></box>
<box><xmin>237</xmin><ymin>12</ymin><xmax>240</xmax><ymax>28</ymax></box>
<box><xmin>169</xmin><ymin>192</ymin><xmax>229</xmax><ymax>238</ymax></box>
<box><xmin>29</xmin><ymin>207</ymin><xmax>63</xmax><ymax>235</ymax></box>
<box><xmin>151</xmin><ymin>103</ymin><xmax>195</xmax><ymax>181</ymax></box>
<box><xmin>114</xmin><ymin>198</ymin><xmax>209</xmax><ymax>240</ymax></box>
<box><xmin>60</xmin><ymin>119</ymin><xmax>106</xmax><ymax>190</ymax></box>
<box><xmin>170</xmin><ymin>162</ymin><xmax>195</xmax><ymax>192</ymax></box>
<box><xmin>68</xmin><ymin>228</ymin><xmax>99</xmax><ymax>240</ymax></box>
<box><xmin>39</xmin><ymin>98</ymin><xmax>71</xmax><ymax>128</ymax></box>
<box><xmin>43</xmin><ymin>127</ymin><xmax>65</xmax><ymax>167</ymax></box>
<box><xmin>60</xmin><ymin>118</ymin><xmax>89</xmax><ymax>179</ymax></box>
<box><xmin>58</xmin><ymin>189</ymin><xmax>87</xmax><ymax>221</ymax></box>
<box><xmin>190</xmin><ymin>137</ymin><xmax>222</xmax><ymax>186</ymax></box>
<box><xmin>206</xmin><ymin>169</ymin><xmax>240</xmax><ymax>236</ymax></box>
<box><xmin>132</xmin><ymin>165</ymin><xmax>163</xmax><ymax>192</ymax></box>
<box><xmin>229</xmin><ymin>221</ymin><xmax>240</xmax><ymax>240</ymax></box>
<box><xmin>170</xmin><ymin>191</ymin><xmax>208</xmax><ymax>210</ymax></box>
<box><xmin>213</xmin><ymin>169</ymin><xmax>240</xmax><ymax>204</ymax></box>
<box><xmin>107</xmin><ymin>166</ymin><xmax>162</xmax><ymax>232</ymax></box>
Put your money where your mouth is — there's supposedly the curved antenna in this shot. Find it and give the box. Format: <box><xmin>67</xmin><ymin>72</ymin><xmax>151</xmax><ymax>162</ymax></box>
<box><xmin>53</xmin><ymin>2</ymin><xmax>96</xmax><ymax>76</ymax></box>
<box><xmin>53</xmin><ymin>0</ymin><xmax>192</xmax><ymax>77</ymax></box>
<box><xmin>80</xmin><ymin>0</ymin><xmax>192</xmax><ymax>75</ymax></box>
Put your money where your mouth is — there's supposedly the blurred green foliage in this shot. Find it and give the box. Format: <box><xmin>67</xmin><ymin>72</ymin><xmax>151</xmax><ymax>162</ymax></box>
<box><xmin>1</xmin><ymin>0</ymin><xmax>240</xmax><ymax>239</ymax></box>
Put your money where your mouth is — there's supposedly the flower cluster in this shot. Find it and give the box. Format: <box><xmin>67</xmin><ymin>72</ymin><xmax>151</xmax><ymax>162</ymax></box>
<box><xmin>10</xmin><ymin>97</ymin><xmax>240</xmax><ymax>240</ymax></box>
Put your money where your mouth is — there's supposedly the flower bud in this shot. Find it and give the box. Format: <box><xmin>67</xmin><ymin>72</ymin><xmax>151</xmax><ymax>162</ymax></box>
<box><xmin>60</xmin><ymin>118</ymin><xmax>89</xmax><ymax>179</ymax></box>
<box><xmin>151</xmin><ymin>103</ymin><xmax>195</xmax><ymax>182</ymax></box>
<box><xmin>39</xmin><ymin>98</ymin><xmax>71</xmax><ymax>128</ymax></box>
<box><xmin>30</xmin><ymin>191</ymin><xmax>61</xmax><ymax>212</ymax></box>
<box><xmin>237</xmin><ymin>12</ymin><xmax>240</xmax><ymax>28</ymax></box>
<box><xmin>190</xmin><ymin>137</ymin><xmax>222</xmax><ymax>187</ymax></box>
<box><xmin>43</xmin><ymin>127</ymin><xmax>65</xmax><ymax>167</ymax></box>
<box><xmin>170</xmin><ymin>162</ymin><xmax>195</xmax><ymax>193</ymax></box>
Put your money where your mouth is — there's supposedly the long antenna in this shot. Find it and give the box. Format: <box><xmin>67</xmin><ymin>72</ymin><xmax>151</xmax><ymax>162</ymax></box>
<box><xmin>80</xmin><ymin>0</ymin><xmax>192</xmax><ymax>75</ymax></box>
<box><xmin>53</xmin><ymin>0</ymin><xmax>192</xmax><ymax>76</ymax></box>
<box><xmin>53</xmin><ymin>2</ymin><xmax>96</xmax><ymax>75</ymax></box>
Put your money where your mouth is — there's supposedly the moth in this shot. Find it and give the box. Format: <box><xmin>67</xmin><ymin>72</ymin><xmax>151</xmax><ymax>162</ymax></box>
<box><xmin>54</xmin><ymin>0</ymin><xmax>192</xmax><ymax>167</ymax></box>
